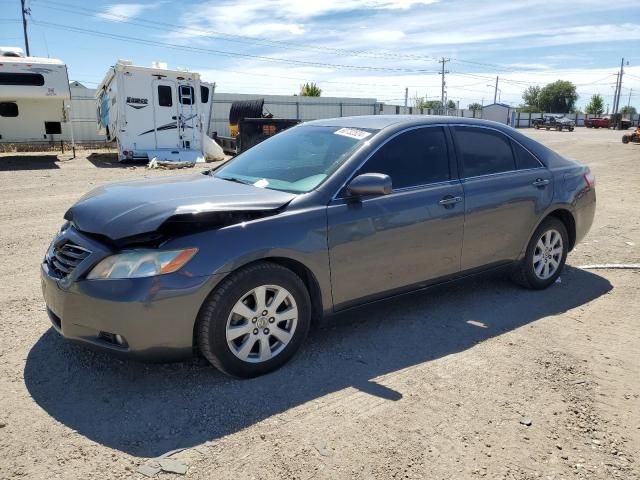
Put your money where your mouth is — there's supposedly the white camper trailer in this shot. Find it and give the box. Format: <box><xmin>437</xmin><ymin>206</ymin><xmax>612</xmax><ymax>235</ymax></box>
<box><xmin>0</xmin><ymin>47</ymin><xmax>70</xmax><ymax>143</ymax></box>
<box><xmin>97</xmin><ymin>60</ymin><xmax>218</xmax><ymax>162</ymax></box>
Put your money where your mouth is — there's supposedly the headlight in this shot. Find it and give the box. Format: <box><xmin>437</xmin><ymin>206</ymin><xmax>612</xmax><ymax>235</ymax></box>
<box><xmin>87</xmin><ymin>248</ymin><xmax>198</xmax><ymax>280</ymax></box>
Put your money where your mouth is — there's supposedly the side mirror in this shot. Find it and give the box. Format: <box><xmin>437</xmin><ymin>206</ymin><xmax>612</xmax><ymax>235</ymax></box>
<box><xmin>346</xmin><ymin>173</ymin><xmax>392</xmax><ymax>198</ymax></box>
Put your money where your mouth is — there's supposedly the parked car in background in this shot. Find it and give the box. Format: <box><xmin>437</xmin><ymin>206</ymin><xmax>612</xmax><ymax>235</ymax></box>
<box><xmin>532</xmin><ymin>115</ymin><xmax>575</xmax><ymax>131</ymax></box>
<box><xmin>41</xmin><ymin>116</ymin><xmax>596</xmax><ymax>378</ymax></box>
<box><xmin>584</xmin><ymin>115</ymin><xmax>631</xmax><ymax>130</ymax></box>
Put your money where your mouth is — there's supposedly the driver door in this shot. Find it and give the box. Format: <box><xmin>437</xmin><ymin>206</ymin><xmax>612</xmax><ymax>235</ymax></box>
<box><xmin>327</xmin><ymin>126</ymin><xmax>465</xmax><ymax>309</ymax></box>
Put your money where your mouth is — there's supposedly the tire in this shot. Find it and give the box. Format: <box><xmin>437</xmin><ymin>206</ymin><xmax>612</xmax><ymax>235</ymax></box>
<box><xmin>196</xmin><ymin>262</ymin><xmax>312</xmax><ymax>378</ymax></box>
<box><xmin>569</xmin><ymin>127</ymin><xmax>574</xmax><ymax>132</ymax></box>
<box><xmin>545</xmin><ymin>127</ymin><xmax>550</xmax><ymax>131</ymax></box>
<box><xmin>622</xmin><ymin>135</ymin><xmax>629</xmax><ymax>144</ymax></box>
<box><xmin>556</xmin><ymin>125</ymin><xmax>562</xmax><ymax>131</ymax></box>
<box><xmin>534</xmin><ymin>124</ymin><xmax>540</xmax><ymax>130</ymax></box>
<box><xmin>511</xmin><ymin>217</ymin><xmax>568</xmax><ymax>290</ymax></box>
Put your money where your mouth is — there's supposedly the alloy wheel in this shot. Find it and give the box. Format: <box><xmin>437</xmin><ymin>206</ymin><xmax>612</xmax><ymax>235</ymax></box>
<box><xmin>226</xmin><ymin>285</ymin><xmax>298</xmax><ymax>363</ymax></box>
<box><xmin>533</xmin><ymin>229</ymin><xmax>563</xmax><ymax>280</ymax></box>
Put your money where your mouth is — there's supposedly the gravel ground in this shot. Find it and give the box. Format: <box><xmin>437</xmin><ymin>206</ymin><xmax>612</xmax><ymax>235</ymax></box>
<box><xmin>0</xmin><ymin>128</ymin><xmax>638</xmax><ymax>480</ymax></box>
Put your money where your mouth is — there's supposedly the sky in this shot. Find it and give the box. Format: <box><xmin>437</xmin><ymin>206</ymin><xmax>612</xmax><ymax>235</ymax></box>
<box><xmin>2</xmin><ymin>0</ymin><xmax>640</xmax><ymax>110</ymax></box>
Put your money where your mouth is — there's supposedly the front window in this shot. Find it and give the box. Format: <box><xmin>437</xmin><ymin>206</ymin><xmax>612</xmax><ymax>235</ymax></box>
<box><xmin>214</xmin><ymin>125</ymin><xmax>377</xmax><ymax>193</ymax></box>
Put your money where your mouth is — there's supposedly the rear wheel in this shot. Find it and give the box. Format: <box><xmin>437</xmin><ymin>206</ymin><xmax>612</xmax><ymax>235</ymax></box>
<box><xmin>196</xmin><ymin>262</ymin><xmax>311</xmax><ymax>377</ymax></box>
<box><xmin>512</xmin><ymin>217</ymin><xmax>568</xmax><ymax>289</ymax></box>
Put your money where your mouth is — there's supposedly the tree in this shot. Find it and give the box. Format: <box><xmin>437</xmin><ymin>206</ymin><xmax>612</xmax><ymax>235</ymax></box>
<box><xmin>585</xmin><ymin>94</ymin><xmax>604</xmax><ymax>115</ymax></box>
<box><xmin>414</xmin><ymin>96</ymin><xmax>442</xmax><ymax>110</ymax></box>
<box><xmin>522</xmin><ymin>86</ymin><xmax>541</xmax><ymax>110</ymax></box>
<box><xmin>300</xmin><ymin>82</ymin><xmax>321</xmax><ymax>97</ymax></box>
<box><xmin>447</xmin><ymin>100</ymin><xmax>457</xmax><ymax>110</ymax></box>
<box><xmin>468</xmin><ymin>102</ymin><xmax>483</xmax><ymax>112</ymax></box>
<box><xmin>537</xmin><ymin>80</ymin><xmax>578</xmax><ymax>113</ymax></box>
<box><xmin>621</xmin><ymin>105</ymin><xmax>637</xmax><ymax>116</ymax></box>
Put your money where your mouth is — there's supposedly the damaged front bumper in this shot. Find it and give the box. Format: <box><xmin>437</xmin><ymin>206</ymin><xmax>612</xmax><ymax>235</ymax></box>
<box><xmin>40</xmin><ymin>227</ymin><xmax>224</xmax><ymax>360</ymax></box>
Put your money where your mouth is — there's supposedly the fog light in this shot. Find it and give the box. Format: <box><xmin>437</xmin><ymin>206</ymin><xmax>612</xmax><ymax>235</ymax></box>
<box><xmin>98</xmin><ymin>331</ymin><xmax>128</xmax><ymax>347</ymax></box>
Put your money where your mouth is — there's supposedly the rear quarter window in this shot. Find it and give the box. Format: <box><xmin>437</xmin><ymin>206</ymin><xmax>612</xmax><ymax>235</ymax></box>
<box><xmin>511</xmin><ymin>140</ymin><xmax>542</xmax><ymax>170</ymax></box>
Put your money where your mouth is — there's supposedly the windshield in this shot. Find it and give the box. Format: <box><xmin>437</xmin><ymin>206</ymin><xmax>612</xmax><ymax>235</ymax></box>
<box><xmin>214</xmin><ymin>125</ymin><xmax>377</xmax><ymax>193</ymax></box>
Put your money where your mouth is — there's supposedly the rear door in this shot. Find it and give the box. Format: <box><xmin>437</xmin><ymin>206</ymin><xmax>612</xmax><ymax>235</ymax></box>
<box><xmin>451</xmin><ymin>126</ymin><xmax>553</xmax><ymax>270</ymax></box>
<box><xmin>151</xmin><ymin>79</ymin><xmax>179</xmax><ymax>149</ymax></box>
<box><xmin>327</xmin><ymin>126</ymin><xmax>465</xmax><ymax>308</ymax></box>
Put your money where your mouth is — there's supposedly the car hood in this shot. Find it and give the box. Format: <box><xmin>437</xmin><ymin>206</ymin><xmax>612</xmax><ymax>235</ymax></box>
<box><xmin>65</xmin><ymin>173</ymin><xmax>296</xmax><ymax>241</ymax></box>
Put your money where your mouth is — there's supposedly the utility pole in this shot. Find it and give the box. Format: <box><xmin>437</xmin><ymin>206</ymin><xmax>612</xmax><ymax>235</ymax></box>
<box><xmin>613</xmin><ymin>58</ymin><xmax>625</xmax><ymax>129</ymax></box>
<box><xmin>439</xmin><ymin>57</ymin><xmax>449</xmax><ymax>113</ymax></box>
<box><xmin>627</xmin><ymin>88</ymin><xmax>633</xmax><ymax>109</ymax></box>
<box><xmin>494</xmin><ymin>76</ymin><xmax>499</xmax><ymax>104</ymax></box>
<box><xmin>21</xmin><ymin>0</ymin><xmax>31</xmax><ymax>56</ymax></box>
<box><xmin>404</xmin><ymin>87</ymin><xmax>408</xmax><ymax>108</ymax></box>
<box><xmin>612</xmin><ymin>72</ymin><xmax>620</xmax><ymax>115</ymax></box>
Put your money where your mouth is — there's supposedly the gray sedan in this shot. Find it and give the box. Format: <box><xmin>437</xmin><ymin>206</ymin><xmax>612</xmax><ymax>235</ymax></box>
<box><xmin>41</xmin><ymin>116</ymin><xmax>596</xmax><ymax>377</ymax></box>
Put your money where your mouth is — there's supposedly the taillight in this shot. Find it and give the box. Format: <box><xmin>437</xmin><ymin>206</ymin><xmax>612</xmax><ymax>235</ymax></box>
<box><xmin>584</xmin><ymin>170</ymin><xmax>595</xmax><ymax>189</ymax></box>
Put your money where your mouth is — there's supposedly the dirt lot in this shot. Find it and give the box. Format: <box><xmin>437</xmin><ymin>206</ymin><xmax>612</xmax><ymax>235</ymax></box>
<box><xmin>0</xmin><ymin>129</ymin><xmax>638</xmax><ymax>480</ymax></box>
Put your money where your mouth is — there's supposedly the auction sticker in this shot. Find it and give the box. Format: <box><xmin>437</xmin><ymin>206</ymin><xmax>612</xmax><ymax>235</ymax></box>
<box><xmin>334</xmin><ymin>128</ymin><xmax>371</xmax><ymax>140</ymax></box>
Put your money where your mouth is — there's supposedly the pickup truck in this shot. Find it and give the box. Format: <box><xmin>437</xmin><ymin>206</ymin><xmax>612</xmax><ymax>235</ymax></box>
<box><xmin>584</xmin><ymin>115</ymin><xmax>631</xmax><ymax>130</ymax></box>
<box><xmin>532</xmin><ymin>115</ymin><xmax>575</xmax><ymax>131</ymax></box>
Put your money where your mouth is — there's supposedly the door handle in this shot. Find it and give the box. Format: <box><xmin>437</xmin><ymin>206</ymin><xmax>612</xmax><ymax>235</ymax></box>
<box><xmin>439</xmin><ymin>195</ymin><xmax>463</xmax><ymax>206</ymax></box>
<box><xmin>532</xmin><ymin>178</ymin><xmax>550</xmax><ymax>187</ymax></box>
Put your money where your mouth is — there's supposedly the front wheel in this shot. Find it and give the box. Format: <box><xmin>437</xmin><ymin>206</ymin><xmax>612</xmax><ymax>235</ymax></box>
<box><xmin>512</xmin><ymin>217</ymin><xmax>568</xmax><ymax>289</ymax></box>
<box><xmin>196</xmin><ymin>262</ymin><xmax>311</xmax><ymax>377</ymax></box>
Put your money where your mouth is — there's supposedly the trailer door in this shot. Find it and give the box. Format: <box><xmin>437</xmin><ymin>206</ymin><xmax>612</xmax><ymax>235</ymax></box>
<box><xmin>151</xmin><ymin>79</ymin><xmax>179</xmax><ymax>149</ymax></box>
<box><xmin>177</xmin><ymin>83</ymin><xmax>199</xmax><ymax>151</ymax></box>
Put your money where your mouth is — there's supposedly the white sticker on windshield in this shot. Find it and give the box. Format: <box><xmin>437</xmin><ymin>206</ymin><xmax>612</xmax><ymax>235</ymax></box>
<box><xmin>334</xmin><ymin>127</ymin><xmax>371</xmax><ymax>140</ymax></box>
<box><xmin>254</xmin><ymin>178</ymin><xmax>269</xmax><ymax>188</ymax></box>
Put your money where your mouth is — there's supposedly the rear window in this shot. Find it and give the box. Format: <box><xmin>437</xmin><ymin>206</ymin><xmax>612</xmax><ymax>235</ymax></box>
<box><xmin>453</xmin><ymin>126</ymin><xmax>516</xmax><ymax>177</ymax></box>
<box><xmin>0</xmin><ymin>72</ymin><xmax>45</xmax><ymax>86</ymax></box>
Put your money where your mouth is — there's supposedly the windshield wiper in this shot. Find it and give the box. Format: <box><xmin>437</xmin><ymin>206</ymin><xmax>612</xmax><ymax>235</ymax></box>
<box><xmin>217</xmin><ymin>176</ymin><xmax>252</xmax><ymax>185</ymax></box>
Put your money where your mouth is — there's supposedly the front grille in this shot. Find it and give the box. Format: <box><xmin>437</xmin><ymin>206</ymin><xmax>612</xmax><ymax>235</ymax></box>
<box><xmin>48</xmin><ymin>242</ymin><xmax>91</xmax><ymax>278</ymax></box>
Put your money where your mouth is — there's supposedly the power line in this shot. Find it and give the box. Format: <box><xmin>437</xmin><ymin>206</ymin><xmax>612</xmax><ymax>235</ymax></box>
<box><xmin>31</xmin><ymin>20</ymin><xmax>443</xmax><ymax>74</ymax></box>
<box><xmin>32</xmin><ymin>0</ymin><xmax>443</xmax><ymax>64</ymax></box>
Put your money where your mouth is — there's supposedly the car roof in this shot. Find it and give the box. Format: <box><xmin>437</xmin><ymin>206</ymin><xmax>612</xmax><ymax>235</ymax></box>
<box><xmin>308</xmin><ymin>114</ymin><xmax>575</xmax><ymax>170</ymax></box>
<box><xmin>304</xmin><ymin>115</ymin><xmax>508</xmax><ymax>130</ymax></box>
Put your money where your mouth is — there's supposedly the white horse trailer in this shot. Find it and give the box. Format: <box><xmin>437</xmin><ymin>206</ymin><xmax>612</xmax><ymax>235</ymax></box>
<box><xmin>0</xmin><ymin>47</ymin><xmax>70</xmax><ymax>143</ymax></box>
<box><xmin>97</xmin><ymin>60</ymin><xmax>217</xmax><ymax>163</ymax></box>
